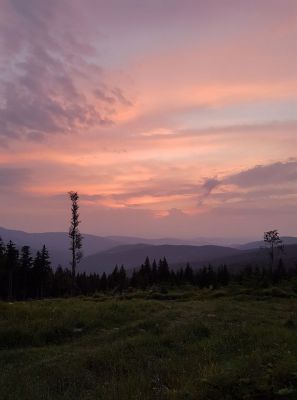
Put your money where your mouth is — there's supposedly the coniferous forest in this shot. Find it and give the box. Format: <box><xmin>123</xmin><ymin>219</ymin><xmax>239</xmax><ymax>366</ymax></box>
<box><xmin>0</xmin><ymin>236</ymin><xmax>296</xmax><ymax>301</ymax></box>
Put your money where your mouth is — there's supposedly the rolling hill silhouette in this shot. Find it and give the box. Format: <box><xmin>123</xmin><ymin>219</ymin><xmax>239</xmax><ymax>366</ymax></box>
<box><xmin>1</xmin><ymin>226</ymin><xmax>296</xmax><ymax>274</ymax></box>
<box><xmin>79</xmin><ymin>244</ymin><xmax>241</xmax><ymax>273</ymax></box>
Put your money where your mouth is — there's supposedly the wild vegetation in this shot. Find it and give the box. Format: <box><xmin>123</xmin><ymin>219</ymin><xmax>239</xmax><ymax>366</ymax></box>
<box><xmin>0</xmin><ymin>194</ymin><xmax>296</xmax><ymax>398</ymax></box>
<box><xmin>0</xmin><ymin>234</ymin><xmax>295</xmax><ymax>301</ymax></box>
<box><xmin>1</xmin><ymin>285</ymin><xmax>297</xmax><ymax>399</ymax></box>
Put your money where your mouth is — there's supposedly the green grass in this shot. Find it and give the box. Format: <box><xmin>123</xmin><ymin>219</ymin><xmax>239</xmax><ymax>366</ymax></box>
<box><xmin>1</xmin><ymin>285</ymin><xmax>297</xmax><ymax>399</ymax></box>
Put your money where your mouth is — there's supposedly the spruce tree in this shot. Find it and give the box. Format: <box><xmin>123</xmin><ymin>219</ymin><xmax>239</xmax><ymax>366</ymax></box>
<box><xmin>119</xmin><ymin>265</ymin><xmax>127</xmax><ymax>289</ymax></box>
<box><xmin>68</xmin><ymin>191</ymin><xmax>83</xmax><ymax>290</ymax></box>
<box><xmin>6</xmin><ymin>241</ymin><xmax>19</xmax><ymax>301</ymax></box>
<box><xmin>100</xmin><ymin>272</ymin><xmax>107</xmax><ymax>291</ymax></box>
<box><xmin>184</xmin><ymin>263</ymin><xmax>194</xmax><ymax>283</ymax></box>
<box><xmin>32</xmin><ymin>246</ymin><xmax>51</xmax><ymax>298</ymax></box>
<box><xmin>0</xmin><ymin>237</ymin><xmax>5</xmax><ymax>257</ymax></box>
<box><xmin>151</xmin><ymin>259</ymin><xmax>158</xmax><ymax>284</ymax></box>
<box><xmin>19</xmin><ymin>245</ymin><xmax>33</xmax><ymax>299</ymax></box>
<box><xmin>264</xmin><ymin>230</ymin><xmax>284</xmax><ymax>275</ymax></box>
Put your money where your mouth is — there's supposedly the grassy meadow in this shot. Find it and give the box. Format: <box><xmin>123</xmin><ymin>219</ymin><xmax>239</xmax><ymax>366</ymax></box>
<box><xmin>1</xmin><ymin>284</ymin><xmax>297</xmax><ymax>400</ymax></box>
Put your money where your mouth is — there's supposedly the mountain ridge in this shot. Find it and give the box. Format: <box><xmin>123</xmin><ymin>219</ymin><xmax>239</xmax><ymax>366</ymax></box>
<box><xmin>1</xmin><ymin>226</ymin><xmax>296</xmax><ymax>273</ymax></box>
<box><xmin>79</xmin><ymin>244</ymin><xmax>242</xmax><ymax>274</ymax></box>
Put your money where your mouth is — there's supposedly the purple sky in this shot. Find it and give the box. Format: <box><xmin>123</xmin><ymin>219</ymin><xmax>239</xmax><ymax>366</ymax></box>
<box><xmin>0</xmin><ymin>0</ymin><xmax>296</xmax><ymax>238</ymax></box>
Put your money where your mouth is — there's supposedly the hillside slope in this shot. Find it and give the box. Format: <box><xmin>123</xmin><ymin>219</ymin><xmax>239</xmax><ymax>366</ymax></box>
<box><xmin>79</xmin><ymin>244</ymin><xmax>241</xmax><ymax>273</ymax></box>
<box><xmin>0</xmin><ymin>227</ymin><xmax>119</xmax><ymax>267</ymax></box>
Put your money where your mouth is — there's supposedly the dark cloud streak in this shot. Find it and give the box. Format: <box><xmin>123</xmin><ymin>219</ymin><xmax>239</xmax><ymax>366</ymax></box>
<box><xmin>226</xmin><ymin>161</ymin><xmax>297</xmax><ymax>187</ymax></box>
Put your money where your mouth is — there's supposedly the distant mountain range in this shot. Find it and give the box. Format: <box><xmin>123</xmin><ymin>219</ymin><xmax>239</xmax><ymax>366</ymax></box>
<box><xmin>237</xmin><ymin>237</ymin><xmax>297</xmax><ymax>250</ymax></box>
<box><xmin>105</xmin><ymin>235</ymin><xmax>251</xmax><ymax>247</ymax></box>
<box><xmin>80</xmin><ymin>243</ymin><xmax>297</xmax><ymax>274</ymax></box>
<box><xmin>0</xmin><ymin>226</ymin><xmax>119</xmax><ymax>267</ymax></box>
<box><xmin>1</xmin><ymin>226</ymin><xmax>296</xmax><ymax>274</ymax></box>
<box><xmin>79</xmin><ymin>244</ymin><xmax>241</xmax><ymax>274</ymax></box>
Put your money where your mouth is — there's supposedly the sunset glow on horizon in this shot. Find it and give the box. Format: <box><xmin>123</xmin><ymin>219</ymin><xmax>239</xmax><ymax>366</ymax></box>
<box><xmin>0</xmin><ymin>0</ymin><xmax>297</xmax><ymax>238</ymax></box>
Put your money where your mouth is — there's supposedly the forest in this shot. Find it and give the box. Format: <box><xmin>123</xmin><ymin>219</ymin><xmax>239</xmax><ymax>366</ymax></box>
<box><xmin>0</xmin><ymin>236</ymin><xmax>296</xmax><ymax>301</ymax></box>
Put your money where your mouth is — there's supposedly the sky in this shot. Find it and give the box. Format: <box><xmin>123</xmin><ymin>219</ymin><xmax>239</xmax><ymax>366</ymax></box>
<box><xmin>0</xmin><ymin>0</ymin><xmax>296</xmax><ymax>239</ymax></box>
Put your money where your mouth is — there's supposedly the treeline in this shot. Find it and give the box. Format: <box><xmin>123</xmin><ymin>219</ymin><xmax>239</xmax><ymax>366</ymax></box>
<box><xmin>0</xmin><ymin>239</ymin><xmax>53</xmax><ymax>300</ymax></box>
<box><xmin>86</xmin><ymin>257</ymin><xmax>295</xmax><ymax>294</ymax></box>
<box><xmin>0</xmin><ymin>238</ymin><xmax>296</xmax><ymax>301</ymax></box>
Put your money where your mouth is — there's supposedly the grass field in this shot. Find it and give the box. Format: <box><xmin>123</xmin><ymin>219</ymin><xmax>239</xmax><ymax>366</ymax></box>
<box><xmin>1</xmin><ymin>285</ymin><xmax>297</xmax><ymax>400</ymax></box>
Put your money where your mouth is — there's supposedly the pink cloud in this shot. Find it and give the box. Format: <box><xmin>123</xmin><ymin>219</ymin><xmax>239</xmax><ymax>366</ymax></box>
<box><xmin>0</xmin><ymin>1</ymin><xmax>296</xmax><ymax>237</ymax></box>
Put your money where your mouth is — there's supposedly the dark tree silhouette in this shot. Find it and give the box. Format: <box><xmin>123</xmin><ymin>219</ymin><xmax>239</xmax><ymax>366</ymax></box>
<box><xmin>100</xmin><ymin>272</ymin><xmax>107</xmax><ymax>291</ymax></box>
<box><xmin>0</xmin><ymin>232</ymin><xmax>295</xmax><ymax>301</ymax></box>
<box><xmin>32</xmin><ymin>245</ymin><xmax>51</xmax><ymax>298</ymax></box>
<box><xmin>158</xmin><ymin>257</ymin><xmax>170</xmax><ymax>282</ymax></box>
<box><xmin>264</xmin><ymin>230</ymin><xmax>284</xmax><ymax>275</ymax></box>
<box><xmin>0</xmin><ymin>237</ymin><xmax>5</xmax><ymax>257</ymax></box>
<box><xmin>68</xmin><ymin>191</ymin><xmax>83</xmax><ymax>287</ymax></box>
<box><xmin>151</xmin><ymin>259</ymin><xmax>158</xmax><ymax>283</ymax></box>
<box><xmin>184</xmin><ymin>262</ymin><xmax>194</xmax><ymax>284</ymax></box>
<box><xmin>19</xmin><ymin>245</ymin><xmax>33</xmax><ymax>299</ymax></box>
<box><xmin>6</xmin><ymin>241</ymin><xmax>19</xmax><ymax>300</ymax></box>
